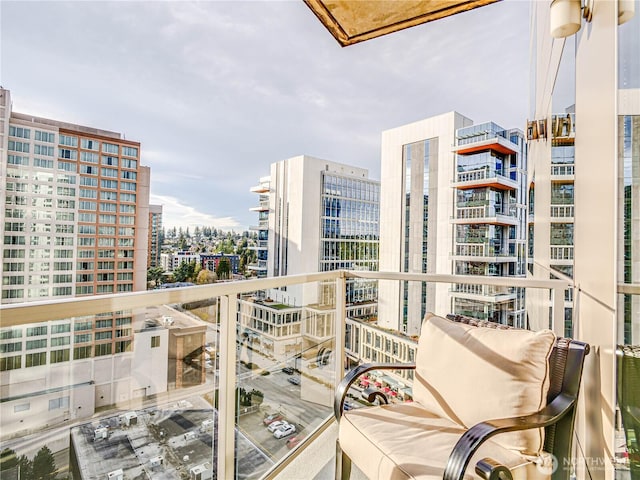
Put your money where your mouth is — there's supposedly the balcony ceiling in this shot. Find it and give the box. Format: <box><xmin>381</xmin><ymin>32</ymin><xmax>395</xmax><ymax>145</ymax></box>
<box><xmin>303</xmin><ymin>0</ymin><xmax>501</xmax><ymax>47</ymax></box>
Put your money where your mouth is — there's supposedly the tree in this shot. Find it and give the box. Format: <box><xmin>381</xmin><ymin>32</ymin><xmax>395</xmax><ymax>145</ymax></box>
<box><xmin>147</xmin><ymin>266</ymin><xmax>164</xmax><ymax>288</ymax></box>
<box><xmin>15</xmin><ymin>454</ymin><xmax>32</xmax><ymax>480</ymax></box>
<box><xmin>216</xmin><ymin>257</ymin><xmax>231</xmax><ymax>280</ymax></box>
<box><xmin>31</xmin><ymin>446</ymin><xmax>55</xmax><ymax>480</ymax></box>
<box><xmin>174</xmin><ymin>260</ymin><xmax>196</xmax><ymax>282</ymax></box>
<box><xmin>1</xmin><ymin>448</ymin><xmax>18</xmax><ymax>472</ymax></box>
<box><xmin>196</xmin><ymin>269</ymin><xmax>217</xmax><ymax>284</ymax></box>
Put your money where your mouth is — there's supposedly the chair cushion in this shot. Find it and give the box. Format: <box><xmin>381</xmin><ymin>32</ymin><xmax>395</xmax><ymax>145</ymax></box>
<box><xmin>413</xmin><ymin>313</ymin><xmax>556</xmax><ymax>455</ymax></box>
<box><xmin>340</xmin><ymin>402</ymin><xmax>550</xmax><ymax>480</ymax></box>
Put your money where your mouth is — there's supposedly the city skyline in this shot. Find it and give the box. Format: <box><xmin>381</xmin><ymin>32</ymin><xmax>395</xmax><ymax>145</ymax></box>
<box><xmin>1</xmin><ymin>0</ymin><xmax>530</xmax><ymax>230</ymax></box>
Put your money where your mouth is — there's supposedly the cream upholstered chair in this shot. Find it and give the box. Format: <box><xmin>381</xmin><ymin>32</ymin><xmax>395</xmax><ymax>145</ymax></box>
<box><xmin>334</xmin><ymin>313</ymin><xmax>589</xmax><ymax>480</ymax></box>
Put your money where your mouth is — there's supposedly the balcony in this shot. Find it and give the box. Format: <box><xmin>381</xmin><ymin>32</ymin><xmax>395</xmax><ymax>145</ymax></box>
<box><xmin>551</xmin><ymin>204</ymin><xmax>575</xmax><ymax>220</ymax></box>
<box><xmin>452</xmin><ymin>166</ymin><xmax>519</xmax><ymax>191</ymax></box>
<box><xmin>551</xmin><ymin>163</ymin><xmax>575</xmax><ymax>179</ymax></box>
<box><xmin>453</xmin><ymin>133</ymin><xmax>518</xmax><ymax>156</ymax></box>
<box><xmin>452</xmin><ymin>242</ymin><xmax>517</xmax><ymax>261</ymax></box>
<box><xmin>451</xmin><ymin>203</ymin><xmax>519</xmax><ymax>225</ymax></box>
<box><xmin>0</xmin><ymin>271</ymin><xmax>632</xmax><ymax>480</ymax></box>
<box><xmin>550</xmin><ymin>245</ymin><xmax>574</xmax><ymax>261</ymax></box>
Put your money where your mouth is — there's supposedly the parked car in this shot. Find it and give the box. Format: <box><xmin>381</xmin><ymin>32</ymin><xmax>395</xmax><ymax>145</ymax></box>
<box><xmin>343</xmin><ymin>401</ymin><xmax>354</xmax><ymax>411</ymax></box>
<box><xmin>286</xmin><ymin>435</ymin><xmax>304</xmax><ymax>449</ymax></box>
<box><xmin>267</xmin><ymin>420</ymin><xmax>289</xmax><ymax>432</ymax></box>
<box><xmin>282</xmin><ymin>367</ymin><xmax>294</xmax><ymax>375</ymax></box>
<box><xmin>288</xmin><ymin>377</ymin><xmax>300</xmax><ymax>385</ymax></box>
<box><xmin>274</xmin><ymin>423</ymin><xmax>296</xmax><ymax>439</ymax></box>
<box><xmin>263</xmin><ymin>413</ymin><xmax>284</xmax><ymax>426</ymax></box>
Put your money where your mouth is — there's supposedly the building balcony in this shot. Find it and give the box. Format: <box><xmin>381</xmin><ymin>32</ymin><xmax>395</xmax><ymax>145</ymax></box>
<box><xmin>453</xmin><ymin>132</ymin><xmax>518</xmax><ymax>156</ymax></box>
<box><xmin>452</xmin><ymin>242</ymin><xmax>517</xmax><ymax>261</ymax></box>
<box><xmin>550</xmin><ymin>245</ymin><xmax>574</xmax><ymax>261</ymax></box>
<box><xmin>0</xmin><ymin>271</ymin><xmax>633</xmax><ymax>480</ymax></box>
<box><xmin>449</xmin><ymin>283</ymin><xmax>518</xmax><ymax>303</ymax></box>
<box><xmin>551</xmin><ymin>163</ymin><xmax>575</xmax><ymax>179</ymax></box>
<box><xmin>249</xmin><ymin>205</ymin><xmax>269</xmax><ymax>212</ymax></box>
<box><xmin>452</xmin><ymin>167</ymin><xmax>519</xmax><ymax>190</ymax></box>
<box><xmin>551</xmin><ymin>204</ymin><xmax>575</xmax><ymax>220</ymax></box>
<box><xmin>451</xmin><ymin>204</ymin><xmax>519</xmax><ymax>225</ymax></box>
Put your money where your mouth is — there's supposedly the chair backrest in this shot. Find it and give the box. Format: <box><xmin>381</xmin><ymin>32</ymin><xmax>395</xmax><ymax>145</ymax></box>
<box><xmin>446</xmin><ymin>314</ymin><xmax>589</xmax><ymax>479</ymax></box>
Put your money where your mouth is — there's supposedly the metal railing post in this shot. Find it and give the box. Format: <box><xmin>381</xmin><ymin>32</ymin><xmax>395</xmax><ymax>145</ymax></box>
<box><xmin>551</xmin><ymin>287</ymin><xmax>566</xmax><ymax>337</ymax></box>
<box><xmin>334</xmin><ymin>272</ymin><xmax>347</xmax><ymax>385</ymax></box>
<box><xmin>217</xmin><ymin>294</ymin><xmax>238</xmax><ymax>480</ymax></box>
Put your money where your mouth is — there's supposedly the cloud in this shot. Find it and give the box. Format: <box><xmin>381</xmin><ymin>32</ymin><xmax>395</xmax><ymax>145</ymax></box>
<box><xmin>1</xmin><ymin>0</ymin><xmax>530</xmax><ymax>230</ymax></box>
<box><xmin>150</xmin><ymin>194</ymin><xmax>241</xmax><ymax>231</ymax></box>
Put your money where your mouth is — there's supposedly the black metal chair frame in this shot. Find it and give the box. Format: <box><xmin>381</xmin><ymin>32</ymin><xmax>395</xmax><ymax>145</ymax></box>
<box><xmin>334</xmin><ymin>317</ymin><xmax>590</xmax><ymax>480</ymax></box>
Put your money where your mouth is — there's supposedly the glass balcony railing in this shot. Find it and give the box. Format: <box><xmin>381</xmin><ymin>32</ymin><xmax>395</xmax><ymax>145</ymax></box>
<box><xmin>0</xmin><ymin>271</ymin><xmax>573</xmax><ymax>480</ymax></box>
<box><xmin>551</xmin><ymin>205</ymin><xmax>575</xmax><ymax>218</ymax></box>
<box><xmin>454</xmin><ymin>203</ymin><xmax>518</xmax><ymax>220</ymax></box>
<box><xmin>615</xmin><ymin>284</ymin><xmax>640</xmax><ymax>480</ymax></box>
<box><xmin>551</xmin><ymin>163</ymin><xmax>575</xmax><ymax>176</ymax></box>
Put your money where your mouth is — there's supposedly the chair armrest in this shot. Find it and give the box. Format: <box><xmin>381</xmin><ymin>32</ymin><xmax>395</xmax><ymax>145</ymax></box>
<box><xmin>334</xmin><ymin>362</ymin><xmax>416</xmax><ymax>420</ymax></box>
<box><xmin>443</xmin><ymin>392</ymin><xmax>576</xmax><ymax>480</ymax></box>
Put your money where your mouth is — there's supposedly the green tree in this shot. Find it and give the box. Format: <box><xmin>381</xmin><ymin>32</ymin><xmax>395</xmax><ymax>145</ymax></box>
<box><xmin>19</xmin><ymin>454</ymin><xmax>32</xmax><ymax>480</ymax></box>
<box><xmin>147</xmin><ymin>266</ymin><xmax>164</xmax><ymax>287</ymax></box>
<box><xmin>31</xmin><ymin>446</ymin><xmax>55</xmax><ymax>480</ymax></box>
<box><xmin>1</xmin><ymin>448</ymin><xmax>18</xmax><ymax>472</ymax></box>
<box><xmin>216</xmin><ymin>257</ymin><xmax>231</xmax><ymax>280</ymax></box>
<box><xmin>174</xmin><ymin>260</ymin><xmax>196</xmax><ymax>282</ymax></box>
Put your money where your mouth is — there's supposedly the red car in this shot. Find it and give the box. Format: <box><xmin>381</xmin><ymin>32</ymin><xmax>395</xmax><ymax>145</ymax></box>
<box><xmin>286</xmin><ymin>435</ymin><xmax>304</xmax><ymax>449</ymax></box>
<box><xmin>263</xmin><ymin>413</ymin><xmax>284</xmax><ymax>426</ymax></box>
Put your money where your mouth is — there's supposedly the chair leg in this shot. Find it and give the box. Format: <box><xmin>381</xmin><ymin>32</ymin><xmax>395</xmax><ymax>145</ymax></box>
<box><xmin>336</xmin><ymin>440</ymin><xmax>352</xmax><ymax>480</ymax></box>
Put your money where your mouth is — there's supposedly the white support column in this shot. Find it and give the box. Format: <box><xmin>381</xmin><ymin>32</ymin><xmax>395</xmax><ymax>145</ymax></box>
<box><xmin>217</xmin><ymin>295</ymin><xmax>238</xmax><ymax>480</ymax></box>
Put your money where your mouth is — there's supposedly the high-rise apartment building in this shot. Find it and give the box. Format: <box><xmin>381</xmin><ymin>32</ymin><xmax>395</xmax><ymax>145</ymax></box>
<box><xmin>378</xmin><ymin>113</ymin><xmax>527</xmax><ymax>335</ymax></box>
<box><xmin>451</xmin><ymin>122</ymin><xmax>527</xmax><ymax>326</ymax></box>
<box><xmin>251</xmin><ymin>155</ymin><xmax>379</xmax><ymax>306</ymax></box>
<box><xmin>148</xmin><ymin>204</ymin><xmax>163</xmax><ymax>269</ymax></box>
<box><xmin>1</xmin><ymin>87</ymin><xmax>150</xmax><ymax>304</ymax></box>
<box><xmin>241</xmin><ymin>155</ymin><xmax>379</xmax><ymax>363</ymax></box>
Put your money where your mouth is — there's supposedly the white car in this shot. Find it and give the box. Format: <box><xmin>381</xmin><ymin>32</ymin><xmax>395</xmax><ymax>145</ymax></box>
<box><xmin>267</xmin><ymin>420</ymin><xmax>288</xmax><ymax>432</ymax></box>
<box><xmin>273</xmin><ymin>423</ymin><xmax>296</xmax><ymax>439</ymax></box>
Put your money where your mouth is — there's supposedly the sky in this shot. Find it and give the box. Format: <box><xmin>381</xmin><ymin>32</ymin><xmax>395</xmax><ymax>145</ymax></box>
<box><xmin>0</xmin><ymin>0</ymin><xmax>531</xmax><ymax>231</ymax></box>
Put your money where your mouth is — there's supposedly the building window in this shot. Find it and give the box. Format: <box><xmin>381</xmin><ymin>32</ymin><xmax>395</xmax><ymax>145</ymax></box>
<box><xmin>59</xmin><ymin>134</ymin><xmax>78</xmax><ymax>147</ymax></box>
<box><xmin>102</xmin><ymin>143</ymin><xmax>119</xmax><ymax>154</ymax></box>
<box><xmin>95</xmin><ymin>343</ymin><xmax>112</xmax><ymax>356</ymax></box>
<box><xmin>95</xmin><ymin>319</ymin><xmax>113</xmax><ymax>329</ymax></box>
<box><xmin>26</xmin><ymin>339</ymin><xmax>47</xmax><ymax>350</ymax></box>
<box><xmin>48</xmin><ymin>396</ymin><xmax>70</xmax><ymax>410</ymax></box>
<box><xmin>121</xmin><ymin>146</ymin><xmax>138</xmax><ymax>157</ymax></box>
<box><xmin>0</xmin><ymin>342</ymin><xmax>22</xmax><ymax>353</ymax></box>
<box><xmin>115</xmin><ymin>340</ymin><xmax>132</xmax><ymax>353</ymax></box>
<box><xmin>74</xmin><ymin>346</ymin><xmax>92</xmax><ymax>359</ymax></box>
<box><xmin>151</xmin><ymin>336</ymin><xmax>161</xmax><ymax>348</ymax></box>
<box><xmin>26</xmin><ymin>326</ymin><xmax>47</xmax><ymax>337</ymax></box>
<box><xmin>35</xmin><ymin>130</ymin><xmax>54</xmax><ymax>143</ymax></box>
<box><xmin>51</xmin><ymin>324</ymin><xmax>71</xmax><ymax>334</ymax></box>
<box><xmin>25</xmin><ymin>352</ymin><xmax>47</xmax><ymax>368</ymax></box>
<box><xmin>1</xmin><ymin>356</ymin><xmax>22</xmax><ymax>371</ymax></box>
<box><xmin>81</xmin><ymin>138</ymin><xmax>99</xmax><ymax>151</ymax></box>
<box><xmin>14</xmin><ymin>403</ymin><xmax>30</xmax><ymax>413</ymax></box>
<box><xmin>51</xmin><ymin>337</ymin><xmax>70</xmax><ymax>347</ymax></box>
<box><xmin>50</xmin><ymin>349</ymin><xmax>70</xmax><ymax>363</ymax></box>
<box><xmin>9</xmin><ymin>126</ymin><xmax>31</xmax><ymax>139</ymax></box>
